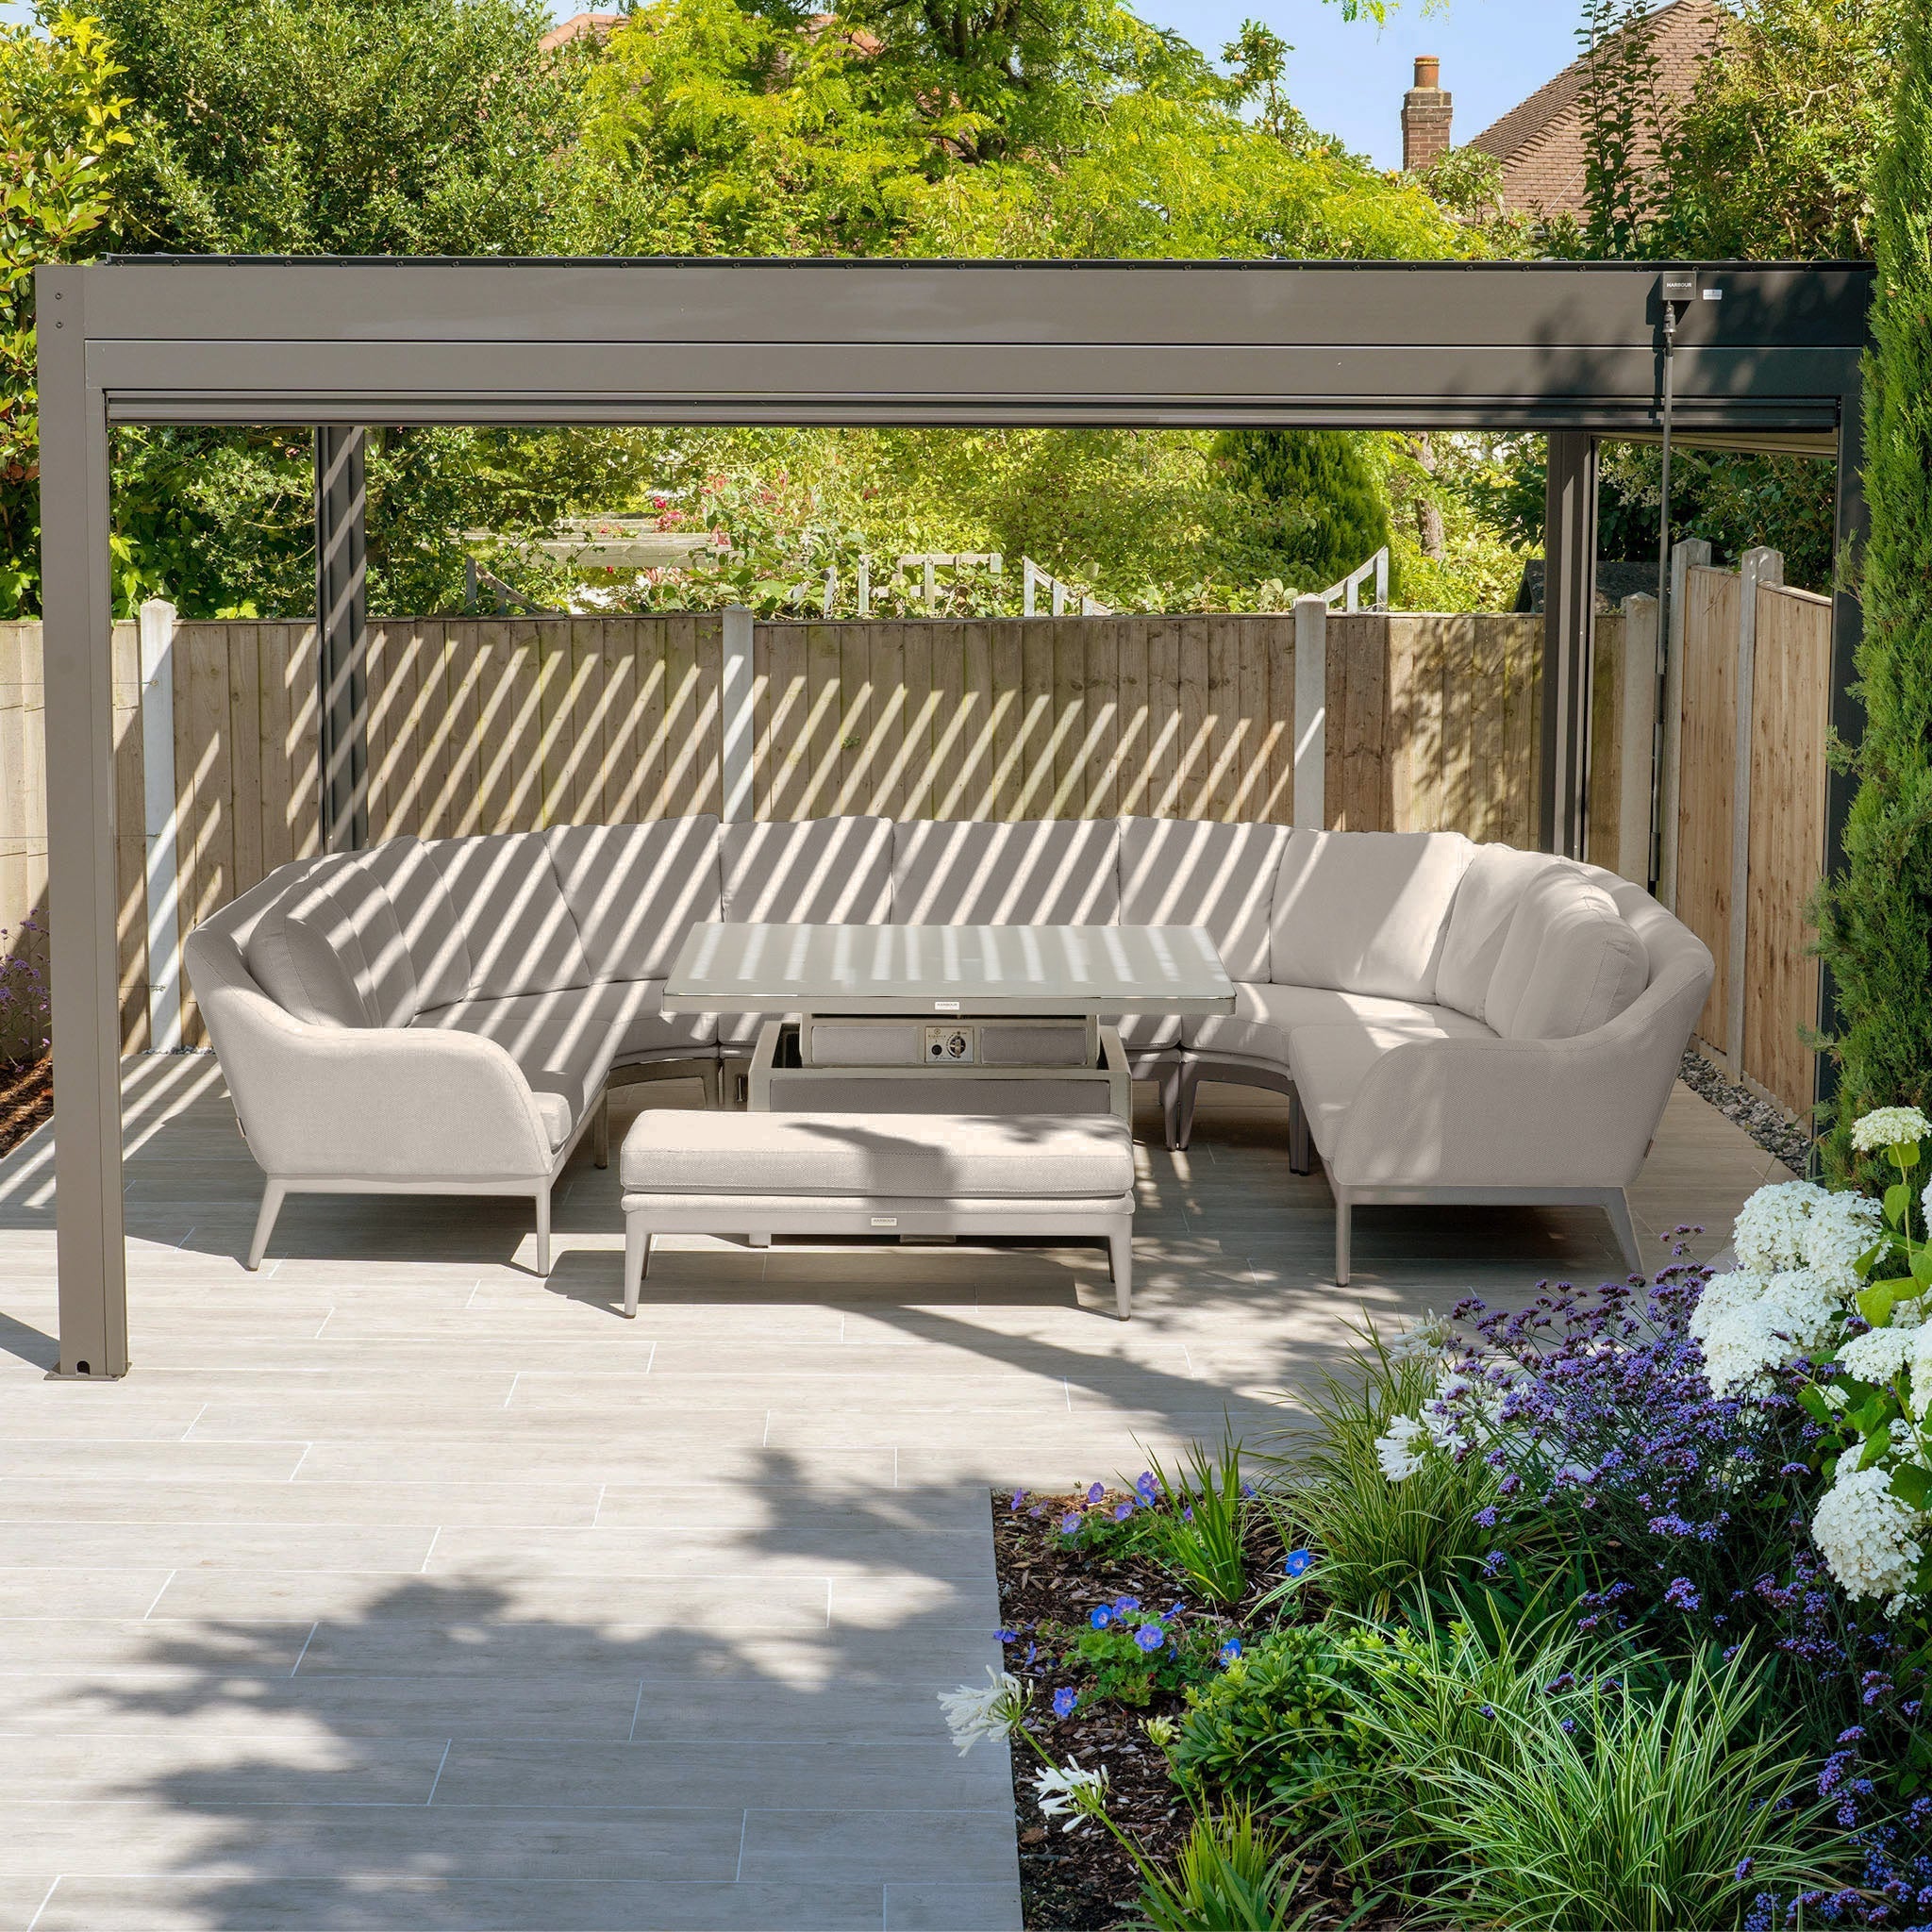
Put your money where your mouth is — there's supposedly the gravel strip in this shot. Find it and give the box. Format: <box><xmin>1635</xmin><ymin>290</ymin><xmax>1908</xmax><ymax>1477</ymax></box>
<box><xmin>1679</xmin><ymin>1049</ymin><xmax>1812</xmax><ymax>1175</ymax></box>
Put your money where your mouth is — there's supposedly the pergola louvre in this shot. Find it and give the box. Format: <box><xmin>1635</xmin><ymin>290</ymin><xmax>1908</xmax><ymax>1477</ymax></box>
<box><xmin>35</xmin><ymin>254</ymin><xmax>1874</xmax><ymax>1379</ymax></box>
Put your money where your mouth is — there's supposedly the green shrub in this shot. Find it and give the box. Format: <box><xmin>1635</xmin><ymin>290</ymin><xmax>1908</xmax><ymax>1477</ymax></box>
<box><xmin>1268</xmin><ymin>1327</ymin><xmax>1498</xmax><ymax>1617</ymax></box>
<box><xmin>1136</xmin><ymin>1427</ymin><xmax>1250</xmax><ymax>1606</ymax></box>
<box><xmin>1133</xmin><ymin>1805</ymin><xmax>1315</xmax><ymax>1932</ymax></box>
<box><xmin>1043</xmin><ymin>1603</ymin><xmax>1232</xmax><ymax>1709</ymax></box>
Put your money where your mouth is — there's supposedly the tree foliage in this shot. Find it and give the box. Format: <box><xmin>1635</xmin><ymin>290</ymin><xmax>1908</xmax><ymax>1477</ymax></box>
<box><xmin>1813</xmin><ymin>6</ymin><xmax>1932</xmax><ymax>1169</ymax></box>
<box><xmin>1218</xmin><ymin>431</ymin><xmax>1397</xmax><ymax>596</ymax></box>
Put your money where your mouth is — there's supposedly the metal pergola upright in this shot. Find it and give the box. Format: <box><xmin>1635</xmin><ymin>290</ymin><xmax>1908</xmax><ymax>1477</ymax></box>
<box><xmin>35</xmin><ymin>255</ymin><xmax>1874</xmax><ymax>1377</ymax></box>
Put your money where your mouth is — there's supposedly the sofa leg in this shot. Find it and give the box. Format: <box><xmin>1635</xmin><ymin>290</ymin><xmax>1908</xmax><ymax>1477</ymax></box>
<box><xmin>623</xmin><ymin>1218</ymin><xmax>650</xmax><ymax>1318</ymax></box>
<box><xmin>749</xmin><ymin>1232</ymin><xmax>771</xmax><ymax>1249</ymax></box>
<box><xmin>1335</xmin><ymin>1192</ymin><xmax>1352</xmax><ymax>1286</ymax></box>
<box><xmin>246</xmin><ymin>1178</ymin><xmax>286</xmax><ymax>1272</ymax></box>
<box><xmin>697</xmin><ymin>1060</ymin><xmax>722</xmax><ymax>1109</ymax></box>
<box><xmin>1288</xmin><ymin>1091</ymin><xmax>1313</xmax><ymax>1176</ymax></box>
<box><xmin>1108</xmin><ymin>1228</ymin><xmax>1133</xmax><ymax>1321</ymax></box>
<box><xmin>1606</xmin><ymin>1189</ymin><xmax>1642</xmax><ymax>1274</ymax></box>
<box><xmin>593</xmin><ymin>1094</ymin><xmax>609</xmax><ymax>1170</ymax></box>
<box><xmin>1170</xmin><ymin>1061</ymin><xmax>1199</xmax><ymax>1153</ymax></box>
<box><xmin>533</xmin><ymin>1189</ymin><xmax>552</xmax><ymax>1277</ymax></box>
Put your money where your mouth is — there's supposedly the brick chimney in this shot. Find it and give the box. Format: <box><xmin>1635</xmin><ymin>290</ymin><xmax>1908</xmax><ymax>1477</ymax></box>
<box><xmin>1402</xmin><ymin>56</ymin><xmax>1452</xmax><ymax>172</ymax></box>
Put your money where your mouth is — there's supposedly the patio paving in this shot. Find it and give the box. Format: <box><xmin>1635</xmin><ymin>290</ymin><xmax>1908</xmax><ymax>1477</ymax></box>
<box><xmin>0</xmin><ymin>1055</ymin><xmax>1790</xmax><ymax>1932</ymax></box>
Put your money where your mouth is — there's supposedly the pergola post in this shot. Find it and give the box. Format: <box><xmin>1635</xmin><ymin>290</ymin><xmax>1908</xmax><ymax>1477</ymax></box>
<box><xmin>39</xmin><ymin>265</ymin><xmax>129</xmax><ymax>1377</ymax></box>
<box><xmin>315</xmin><ymin>426</ymin><xmax>370</xmax><ymax>853</ymax></box>
<box><xmin>1540</xmin><ymin>430</ymin><xmax>1599</xmax><ymax>858</ymax></box>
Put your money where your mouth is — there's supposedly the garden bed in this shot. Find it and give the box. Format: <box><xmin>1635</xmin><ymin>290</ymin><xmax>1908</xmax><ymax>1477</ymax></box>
<box><xmin>0</xmin><ymin>1056</ymin><xmax>51</xmax><ymax>1160</ymax></box>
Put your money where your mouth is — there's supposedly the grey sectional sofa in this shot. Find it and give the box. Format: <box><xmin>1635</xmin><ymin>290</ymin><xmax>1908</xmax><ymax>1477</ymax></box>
<box><xmin>182</xmin><ymin>816</ymin><xmax>1713</xmax><ymax>1283</ymax></box>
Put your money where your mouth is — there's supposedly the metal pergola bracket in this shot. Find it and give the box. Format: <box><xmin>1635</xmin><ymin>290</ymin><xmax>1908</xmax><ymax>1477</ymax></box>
<box><xmin>36</xmin><ymin>256</ymin><xmax>1874</xmax><ymax>1375</ymax></box>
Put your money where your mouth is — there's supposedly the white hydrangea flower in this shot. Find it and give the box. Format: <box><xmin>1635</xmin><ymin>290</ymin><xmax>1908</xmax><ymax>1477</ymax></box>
<box><xmin>1690</xmin><ymin>1271</ymin><xmax>1769</xmax><ymax>1344</ymax></box>
<box><xmin>939</xmin><ymin>1669</ymin><xmax>1031</xmax><ymax>1755</ymax></box>
<box><xmin>1375</xmin><ymin>1412</ymin><xmax>1428</xmax><ymax>1482</ymax></box>
<box><xmin>1802</xmin><ymin>1191</ymin><xmax>1886</xmax><ymax>1294</ymax></box>
<box><xmin>1032</xmin><ymin>1758</ymin><xmax>1108</xmax><ymax>1832</ymax></box>
<box><xmin>1839</xmin><ymin>1326</ymin><xmax>1915</xmax><ymax>1385</ymax></box>
<box><xmin>1695</xmin><ymin>1269</ymin><xmax>1845</xmax><ymax>1396</ymax></box>
<box><xmin>1910</xmin><ymin>1327</ymin><xmax>1932</xmax><ymax>1423</ymax></box>
<box><xmin>1851</xmin><ymin>1108</ymin><xmax>1932</xmax><ymax>1154</ymax></box>
<box><xmin>1811</xmin><ymin>1464</ymin><xmax>1924</xmax><ymax>1606</ymax></box>
<box><xmin>1733</xmin><ymin>1181</ymin><xmax>1830</xmax><ymax>1275</ymax></box>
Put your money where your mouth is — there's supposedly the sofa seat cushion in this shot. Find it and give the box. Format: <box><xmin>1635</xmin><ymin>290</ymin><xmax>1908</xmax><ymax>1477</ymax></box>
<box><xmin>621</xmin><ymin>1110</ymin><xmax>1135</xmax><ymax>1199</ymax></box>
<box><xmin>1120</xmin><ymin>817</ymin><xmax>1289</xmax><ymax>981</ymax></box>
<box><xmin>1286</xmin><ymin>1018</ymin><xmax>1497</xmax><ymax>1154</ymax></box>
<box><xmin>543</xmin><ymin>817</ymin><xmax>722</xmax><ymax>982</ymax></box>
<box><xmin>1183</xmin><ymin>981</ymin><xmax>1491</xmax><ymax>1065</ymax></box>
<box><xmin>1271</xmin><ymin>828</ymin><xmax>1474</xmax><ymax>1000</ymax></box>
<box><xmin>1486</xmin><ymin>867</ymin><xmax>1650</xmax><ymax>1041</ymax></box>
<box><xmin>892</xmin><ymin>819</ymin><xmax>1122</xmax><ymax>925</ymax></box>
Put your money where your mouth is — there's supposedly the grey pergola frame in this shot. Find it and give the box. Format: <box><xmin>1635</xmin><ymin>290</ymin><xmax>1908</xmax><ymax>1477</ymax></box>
<box><xmin>36</xmin><ymin>255</ymin><xmax>1873</xmax><ymax>1378</ymax></box>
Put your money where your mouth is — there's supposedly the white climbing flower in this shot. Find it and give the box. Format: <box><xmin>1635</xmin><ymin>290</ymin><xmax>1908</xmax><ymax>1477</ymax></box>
<box><xmin>1811</xmin><ymin>1464</ymin><xmax>1924</xmax><ymax>1607</ymax></box>
<box><xmin>1850</xmin><ymin>1108</ymin><xmax>1932</xmax><ymax>1155</ymax></box>
<box><xmin>1032</xmin><ymin>1758</ymin><xmax>1109</xmax><ymax>1833</ymax></box>
<box><xmin>1693</xmin><ymin>1269</ymin><xmax>1844</xmax><ymax>1397</ymax></box>
<box><xmin>1802</xmin><ymin>1191</ymin><xmax>1886</xmax><ymax>1293</ymax></box>
<box><xmin>1375</xmin><ymin>1412</ymin><xmax>1428</xmax><ymax>1482</ymax></box>
<box><xmin>1733</xmin><ymin>1181</ymin><xmax>1831</xmax><ymax>1275</ymax></box>
<box><xmin>1838</xmin><ymin>1325</ymin><xmax>1915</xmax><ymax>1386</ymax></box>
<box><xmin>938</xmin><ymin>1669</ymin><xmax>1031</xmax><ymax>1755</ymax></box>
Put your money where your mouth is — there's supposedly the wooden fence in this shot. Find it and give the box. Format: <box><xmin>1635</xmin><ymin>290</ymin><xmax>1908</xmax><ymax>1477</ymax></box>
<box><xmin>0</xmin><ymin>597</ymin><xmax>1819</xmax><ymax>1098</ymax></box>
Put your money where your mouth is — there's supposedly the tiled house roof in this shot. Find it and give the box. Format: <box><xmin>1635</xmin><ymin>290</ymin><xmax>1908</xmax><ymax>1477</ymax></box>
<box><xmin>539</xmin><ymin>10</ymin><xmax>623</xmax><ymax>53</ymax></box>
<box><xmin>1466</xmin><ymin>0</ymin><xmax>1726</xmax><ymax>217</ymax></box>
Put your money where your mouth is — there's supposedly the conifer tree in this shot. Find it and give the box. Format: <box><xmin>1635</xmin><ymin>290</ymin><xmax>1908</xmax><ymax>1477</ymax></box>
<box><xmin>1218</xmin><ymin>431</ymin><xmax>1395</xmax><ymax>594</ymax></box>
<box><xmin>1814</xmin><ymin>6</ymin><xmax>1932</xmax><ymax>1173</ymax></box>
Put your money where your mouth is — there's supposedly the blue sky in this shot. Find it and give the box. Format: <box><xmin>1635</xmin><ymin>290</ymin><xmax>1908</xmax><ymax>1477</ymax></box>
<box><xmin>1</xmin><ymin>0</ymin><xmax>1585</xmax><ymax>176</ymax></box>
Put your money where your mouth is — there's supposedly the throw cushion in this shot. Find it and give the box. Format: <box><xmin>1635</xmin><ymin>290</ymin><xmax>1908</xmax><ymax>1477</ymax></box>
<box><xmin>246</xmin><ymin>886</ymin><xmax>372</xmax><ymax>1028</ymax></box>
<box><xmin>1436</xmin><ymin>844</ymin><xmax>1558</xmax><ymax>1020</ymax></box>
<box><xmin>1269</xmin><ymin>828</ymin><xmax>1473</xmax><ymax>1000</ymax></box>
<box><xmin>1485</xmin><ymin>866</ymin><xmax>1650</xmax><ymax>1041</ymax></box>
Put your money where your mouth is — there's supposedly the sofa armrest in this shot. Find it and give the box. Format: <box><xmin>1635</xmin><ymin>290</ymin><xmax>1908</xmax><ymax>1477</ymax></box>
<box><xmin>1325</xmin><ymin>1026</ymin><xmax>1678</xmax><ymax>1191</ymax></box>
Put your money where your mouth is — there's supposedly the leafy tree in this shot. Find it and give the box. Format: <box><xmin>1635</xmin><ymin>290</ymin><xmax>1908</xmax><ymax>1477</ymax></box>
<box><xmin>1813</xmin><ymin>7</ymin><xmax>1932</xmax><ymax>1170</ymax></box>
<box><xmin>0</xmin><ymin>8</ymin><xmax>130</xmax><ymax>612</ymax></box>
<box><xmin>1217</xmin><ymin>430</ymin><xmax>1397</xmax><ymax>596</ymax></box>
<box><xmin>1575</xmin><ymin>0</ymin><xmax>1674</xmax><ymax>258</ymax></box>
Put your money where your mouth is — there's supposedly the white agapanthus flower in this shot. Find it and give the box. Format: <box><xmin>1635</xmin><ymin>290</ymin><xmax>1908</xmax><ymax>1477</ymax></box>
<box><xmin>1387</xmin><ymin>1315</ymin><xmax>1456</xmax><ymax>1360</ymax></box>
<box><xmin>1375</xmin><ymin>1411</ymin><xmax>1428</xmax><ymax>1482</ymax></box>
<box><xmin>1851</xmin><ymin>1107</ymin><xmax>1932</xmax><ymax>1154</ymax></box>
<box><xmin>1032</xmin><ymin>1758</ymin><xmax>1108</xmax><ymax>1832</ymax></box>
<box><xmin>1811</xmin><ymin>1464</ymin><xmax>1924</xmax><ymax>1607</ymax></box>
<box><xmin>1733</xmin><ymin>1181</ymin><xmax>1830</xmax><ymax>1275</ymax></box>
<box><xmin>1802</xmin><ymin>1191</ymin><xmax>1886</xmax><ymax>1293</ymax></box>
<box><xmin>1838</xmin><ymin>1325</ymin><xmax>1915</xmax><ymax>1385</ymax></box>
<box><xmin>1693</xmin><ymin>1268</ymin><xmax>1843</xmax><ymax>1396</ymax></box>
<box><xmin>939</xmin><ymin>1669</ymin><xmax>1031</xmax><ymax>1755</ymax></box>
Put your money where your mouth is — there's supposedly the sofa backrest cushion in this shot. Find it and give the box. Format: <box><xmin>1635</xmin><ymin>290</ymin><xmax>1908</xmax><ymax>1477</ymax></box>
<box><xmin>422</xmin><ymin>832</ymin><xmax>592</xmax><ymax>1002</ymax></box>
<box><xmin>543</xmin><ymin>816</ymin><xmax>722</xmax><ymax>981</ymax></box>
<box><xmin>721</xmin><ymin>816</ymin><xmax>893</xmax><ymax>924</ymax></box>
<box><xmin>1119</xmin><ymin>817</ymin><xmax>1288</xmax><ymax>981</ymax></box>
<box><xmin>244</xmin><ymin>878</ymin><xmax>374</xmax><ymax>1029</ymax></box>
<box><xmin>347</xmin><ymin>837</ymin><xmax>473</xmax><ymax>1013</ymax></box>
<box><xmin>1436</xmin><ymin>844</ymin><xmax>1560</xmax><ymax>1020</ymax></box>
<box><xmin>892</xmin><ymin>818</ymin><xmax>1122</xmax><ymax>925</ymax></box>
<box><xmin>1270</xmin><ymin>828</ymin><xmax>1473</xmax><ymax>1000</ymax></box>
<box><xmin>1486</xmin><ymin>865</ymin><xmax>1651</xmax><ymax>1040</ymax></box>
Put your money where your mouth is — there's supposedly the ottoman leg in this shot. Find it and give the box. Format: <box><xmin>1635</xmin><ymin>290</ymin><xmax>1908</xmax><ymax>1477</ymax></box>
<box><xmin>623</xmin><ymin>1216</ymin><xmax>650</xmax><ymax>1318</ymax></box>
<box><xmin>534</xmin><ymin>1188</ymin><xmax>552</xmax><ymax>1278</ymax></box>
<box><xmin>1108</xmin><ymin>1227</ymin><xmax>1133</xmax><ymax>1321</ymax></box>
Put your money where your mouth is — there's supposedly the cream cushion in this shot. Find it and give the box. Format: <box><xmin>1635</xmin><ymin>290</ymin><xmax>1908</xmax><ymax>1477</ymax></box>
<box><xmin>620</xmin><ymin>1109</ymin><xmax>1134</xmax><ymax>1198</ymax></box>
<box><xmin>892</xmin><ymin>819</ymin><xmax>1122</xmax><ymax>925</ymax></box>
<box><xmin>423</xmin><ymin>833</ymin><xmax>592</xmax><ymax>1002</ymax></box>
<box><xmin>1119</xmin><ymin>817</ymin><xmax>1289</xmax><ymax>981</ymax></box>
<box><xmin>1486</xmin><ymin>867</ymin><xmax>1651</xmax><ymax>1041</ymax></box>
<box><xmin>245</xmin><ymin>887</ymin><xmax>371</xmax><ymax>1030</ymax></box>
<box><xmin>1185</xmin><ymin>980</ymin><xmax>1491</xmax><ymax>1064</ymax></box>
<box><xmin>349</xmin><ymin>838</ymin><xmax>474</xmax><ymax>1013</ymax></box>
<box><xmin>544</xmin><ymin>816</ymin><xmax>722</xmax><ymax>982</ymax></box>
<box><xmin>1436</xmin><ymin>845</ymin><xmax>1557</xmax><ymax>1021</ymax></box>
<box><xmin>721</xmin><ymin>816</ymin><xmax>894</xmax><ymax>924</ymax></box>
<box><xmin>1270</xmin><ymin>828</ymin><xmax>1474</xmax><ymax>1000</ymax></box>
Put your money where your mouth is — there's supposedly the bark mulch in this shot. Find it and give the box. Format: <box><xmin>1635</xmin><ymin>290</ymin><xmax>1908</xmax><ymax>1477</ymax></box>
<box><xmin>0</xmin><ymin>1057</ymin><xmax>50</xmax><ymax>1161</ymax></box>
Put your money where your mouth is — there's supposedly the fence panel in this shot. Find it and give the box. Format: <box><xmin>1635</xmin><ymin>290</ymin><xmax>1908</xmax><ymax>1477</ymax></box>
<box><xmin>1674</xmin><ymin>565</ymin><xmax>1742</xmax><ymax>1050</ymax></box>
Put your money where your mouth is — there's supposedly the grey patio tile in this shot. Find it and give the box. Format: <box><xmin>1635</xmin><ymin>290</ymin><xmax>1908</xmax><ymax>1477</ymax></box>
<box><xmin>0</xmin><ymin>1729</ymin><xmax>450</xmax><ymax>1805</ymax></box>
<box><xmin>0</xmin><ymin>1618</ymin><xmax>316</xmax><ymax>1673</ymax></box>
<box><xmin>0</xmin><ymin>1477</ymin><xmax>605</xmax><ymax>1530</ymax></box>
<box><xmin>33</xmin><ymin>1875</ymin><xmax>889</xmax><ymax>1931</ymax></box>
<box><xmin>886</xmin><ymin>1880</ymin><xmax>1025</xmax><ymax>1930</ymax></box>
<box><xmin>0</xmin><ymin>1566</ymin><xmax>175</xmax><ymax>1618</ymax></box>
<box><xmin>0</xmin><ymin>1879</ymin><xmax>56</xmax><ymax>1932</ymax></box>
<box><xmin>0</xmin><ymin>1440</ymin><xmax>308</xmax><ymax>1480</ymax></box>
<box><xmin>0</xmin><ymin>1524</ymin><xmax>437</xmax><ymax>1574</ymax></box>
<box><xmin>739</xmin><ymin>1807</ymin><xmax>1019</xmax><ymax>1886</ymax></box>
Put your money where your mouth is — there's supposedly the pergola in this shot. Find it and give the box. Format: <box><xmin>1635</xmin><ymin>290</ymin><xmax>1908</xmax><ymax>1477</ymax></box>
<box><xmin>36</xmin><ymin>255</ymin><xmax>1874</xmax><ymax>1377</ymax></box>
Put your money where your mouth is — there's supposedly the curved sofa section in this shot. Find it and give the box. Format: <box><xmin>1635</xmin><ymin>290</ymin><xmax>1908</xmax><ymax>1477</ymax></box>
<box><xmin>182</xmin><ymin>815</ymin><xmax>1714</xmax><ymax>1283</ymax></box>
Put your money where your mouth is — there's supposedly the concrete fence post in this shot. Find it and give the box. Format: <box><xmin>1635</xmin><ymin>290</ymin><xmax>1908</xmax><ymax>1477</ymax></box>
<box><xmin>1657</xmin><ymin>536</ymin><xmax>1710</xmax><ymax>909</ymax></box>
<box><xmin>720</xmin><ymin>605</ymin><xmax>755</xmax><ymax>824</ymax></box>
<box><xmin>1727</xmin><ymin>545</ymin><xmax>1783</xmax><ymax>1074</ymax></box>
<box><xmin>1616</xmin><ymin>593</ymin><xmax>1658</xmax><ymax>885</ymax></box>
<box><xmin>138</xmin><ymin>597</ymin><xmax>182</xmax><ymax>1052</ymax></box>
<box><xmin>1292</xmin><ymin>595</ymin><xmax>1328</xmax><ymax>829</ymax></box>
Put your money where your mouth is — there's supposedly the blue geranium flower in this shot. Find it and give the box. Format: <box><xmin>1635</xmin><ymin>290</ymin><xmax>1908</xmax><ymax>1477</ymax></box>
<box><xmin>1090</xmin><ymin>1606</ymin><xmax>1112</xmax><ymax>1629</ymax></box>
<box><xmin>1219</xmin><ymin>1638</ymin><xmax>1242</xmax><ymax>1664</ymax></box>
<box><xmin>1111</xmin><ymin>1596</ymin><xmax>1141</xmax><ymax>1617</ymax></box>
<box><xmin>1052</xmin><ymin>1687</ymin><xmax>1078</xmax><ymax>1718</ymax></box>
<box><xmin>993</xmin><ymin>1627</ymin><xmax>1017</xmax><ymax>1644</ymax></box>
<box><xmin>1060</xmin><ymin>1512</ymin><xmax>1082</xmax><ymax>1535</ymax></box>
<box><xmin>1283</xmin><ymin>1549</ymin><xmax>1315</xmax><ymax>1578</ymax></box>
<box><xmin>1112</xmin><ymin>1501</ymin><xmax>1134</xmax><ymax>1522</ymax></box>
<box><xmin>1086</xmin><ymin>1482</ymin><xmax>1106</xmax><ymax>1506</ymax></box>
<box><xmin>1134</xmin><ymin>1624</ymin><xmax>1164</xmax><ymax>1652</ymax></box>
<box><xmin>1135</xmin><ymin>1472</ymin><xmax>1159</xmax><ymax>1503</ymax></box>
